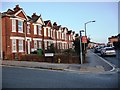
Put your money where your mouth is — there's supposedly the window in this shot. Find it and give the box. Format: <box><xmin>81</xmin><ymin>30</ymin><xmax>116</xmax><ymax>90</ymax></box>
<box><xmin>38</xmin><ymin>41</ymin><xmax>42</xmax><ymax>49</ymax></box>
<box><xmin>48</xmin><ymin>28</ymin><xmax>51</xmax><ymax>37</ymax></box>
<box><xmin>44</xmin><ymin>28</ymin><xmax>46</xmax><ymax>36</ymax></box>
<box><xmin>18</xmin><ymin>40</ymin><xmax>23</xmax><ymax>52</ymax></box>
<box><xmin>34</xmin><ymin>40</ymin><xmax>37</xmax><ymax>49</ymax></box>
<box><xmin>62</xmin><ymin>33</ymin><xmax>64</xmax><ymax>39</ymax></box>
<box><xmin>53</xmin><ymin>30</ymin><xmax>55</xmax><ymax>39</ymax></box>
<box><xmin>34</xmin><ymin>25</ymin><xmax>37</xmax><ymax>35</ymax></box>
<box><xmin>12</xmin><ymin>39</ymin><xmax>16</xmax><ymax>52</ymax></box>
<box><xmin>51</xmin><ymin>29</ymin><xmax>52</xmax><ymax>37</ymax></box>
<box><xmin>60</xmin><ymin>32</ymin><xmax>61</xmax><ymax>39</ymax></box>
<box><xmin>64</xmin><ymin>34</ymin><xmax>65</xmax><ymax>40</ymax></box>
<box><xmin>18</xmin><ymin>21</ymin><xmax>23</xmax><ymax>33</ymax></box>
<box><xmin>27</xmin><ymin>24</ymin><xmax>30</xmax><ymax>34</ymax></box>
<box><xmin>57</xmin><ymin>31</ymin><xmax>59</xmax><ymax>39</ymax></box>
<box><xmin>45</xmin><ymin>41</ymin><xmax>47</xmax><ymax>50</ymax></box>
<box><xmin>62</xmin><ymin>43</ymin><xmax>64</xmax><ymax>49</ymax></box>
<box><xmin>69</xmin><ymin>36</ymin><xmax>71</xmax><ymax>41</ymax></box>
<box><xmin>38</xmin><ymin>25</ymin><xmax>42</xmax><ymax>35</ymax></box>
<box><xmin>12</xmin><ymin>19</ymin><xmax>16</xmax><ymax>32</ymax></box>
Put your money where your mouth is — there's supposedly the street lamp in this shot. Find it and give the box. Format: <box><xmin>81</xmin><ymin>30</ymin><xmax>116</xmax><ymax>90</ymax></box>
<box><xmin>80</xmin><ymin>30</ymin><xmax>84</xmax><ymax>64</ymax></box>
<box><xmin>84</xmin><ymin>20</ymin><xmax>95</xmax><ymax>36</ymax></box>
<box><xmin>84</xmin><ymin>20</ymin><xmax>95</xmax><ymax>52</ymax></box>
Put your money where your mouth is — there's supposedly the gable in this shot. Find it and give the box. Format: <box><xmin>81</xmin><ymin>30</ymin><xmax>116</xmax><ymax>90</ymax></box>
<box><xmin>16</xmin><ymin>11</ymin><xmax>27</xmax><ymax>19</ymax></box>
<box><xmin>47</xmin><ymin>21</ymin><xmax>52</xmax><ymax>27</ymax></box>
<box><xmin>36</xmin><ymin>18</ymin><xmax>44</xmax><ymax>25</ymax></box>
<box><xmin>15</xmin><ymin>10</ymin><xmax>28</xmax><ymax>20</ymax></box>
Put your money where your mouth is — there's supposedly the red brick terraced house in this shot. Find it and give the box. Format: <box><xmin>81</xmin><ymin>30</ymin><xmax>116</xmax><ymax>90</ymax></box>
<box><xmin>2</xmin><ymin>5</ymin><xmax>30</xmax><ymax>60</ymax></box>
<box><xmin>43</xmin><ymin>20</ymin><xmax>53</xmax><ymax>50</ymax></box>
<box><xmin>2</xmin><ymin>5</ymin><xmax>75</xmax><ymax>60</ymax></box>
<box><xmin>2</xmin><ymin>5</ymin><xmax>44</xmax><ymax>59</ymax></box>
<box><xmin>27</xmin><ymin>13</ymin><xmax>44</xmax><ymax>53</ymax></box>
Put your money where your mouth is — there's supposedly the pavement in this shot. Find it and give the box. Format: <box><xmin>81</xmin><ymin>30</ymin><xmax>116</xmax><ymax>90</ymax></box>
<box><xmin>1</xmin><ymin>50</ymin><xmax>115</xmax><ymax>73</ymax></box>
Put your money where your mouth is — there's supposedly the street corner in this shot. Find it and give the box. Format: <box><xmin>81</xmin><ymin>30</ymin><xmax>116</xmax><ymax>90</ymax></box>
<box><xmin>80</xmin><ymin>66</ymin><xmax>105</xmax><ymax>73</ymax></box>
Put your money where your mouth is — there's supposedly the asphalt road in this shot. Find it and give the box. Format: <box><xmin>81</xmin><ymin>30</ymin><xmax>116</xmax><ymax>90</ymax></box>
<box><xmin>2</xmin><ymin>66</ymin><xmax>118</xmax><ymax>88</ymax></box>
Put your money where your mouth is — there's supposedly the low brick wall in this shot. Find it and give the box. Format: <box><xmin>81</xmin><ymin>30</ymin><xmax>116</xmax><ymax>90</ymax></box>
<box><xmin>20</xmin><ymin>54</ymin><xmax>44</xmax><ymax>62</ymax></box>
<box><xmin>19</xmin><ymin>54</ymin><xmax>80</xmax><ymax>64</ymax></box>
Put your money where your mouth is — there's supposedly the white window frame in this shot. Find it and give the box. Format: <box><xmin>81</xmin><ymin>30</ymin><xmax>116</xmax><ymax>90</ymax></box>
<box><xmin>12</xmin><ymin>39</ymin><xmax>17</xmax><ymax>52</ymax></box>
<box><xmin>34</xmin><ymin>25</ymin><xmax>37</xmax><ymax>35</ymax></box>
<box><xmin>18</xmin><ymin>20</ymin><xmax>23</xmax><ymax>33</ymax></box>
<box><xmin>27</xmin><ymin>24</ymin><xmax>30</xmax><ymax>34</ymax></box>
<box><xmin>12</xmin><ymin>19</ymin><xmax>16</xmax><ymax>32</ymax></box>
<box><xmin>38</xmin><ymin>25</ymin><xmax>42</xmax><ymax>35</ymax></box>
<box><xmin>18</xmin><ymin>40</ymin><xmax>24</xmax><ymax>52</ymax></box>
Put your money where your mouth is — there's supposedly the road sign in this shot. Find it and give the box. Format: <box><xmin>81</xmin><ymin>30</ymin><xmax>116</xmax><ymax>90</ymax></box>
<box><xmin>82</xmin><ymin>36</ymin><xmax>87</xmax><ymax>43</ymax></box>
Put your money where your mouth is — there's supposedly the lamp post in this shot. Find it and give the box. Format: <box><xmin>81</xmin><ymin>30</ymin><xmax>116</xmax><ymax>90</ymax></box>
<box><xmin>80</xmin><ymin>30</ymin><xmax>84</xmax><ymax>64</ymax></box>
<box><xmin>84</xmin><ymin>20</ymin><xmax>95</xmax><ymax>52</ymax></box>
<box><xmin>84</xmin><ymin>20</ymin><xmax>95</xmax><ymax>36</ymax></box>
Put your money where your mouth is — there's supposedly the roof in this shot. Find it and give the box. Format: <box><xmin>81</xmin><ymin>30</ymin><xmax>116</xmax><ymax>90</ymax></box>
<box><xmin>30</xmin><ymin>13</ymin><xmax>41</xmax><ymax>23</ymax></box>
<box><xmin>44</xmin><ymin>20</ymin><xmax>50</xmax><ymax>26</ymax></box>
<box><xmin>67</xmin><ymin>30</ymin><xmax>72</xmax><ymax>34</ymax></box>
<box><xmin>44</xmin><ymin>20</ymin><xmax>52</xmax><ymax>27</ymax></box>
<box><xmin>2</xmin><ymin>5</ymin><xmax>22</xmax><ymax>15</ymax></box>
<box><xmin>109</xmin><ymin>36</ymin><xmax>118</xmax><ymax>39</ymax></box>
<box><xmin>2</xmin><ymin>5</ymin><xmax>28</xmax><ymax>20</ymax></box>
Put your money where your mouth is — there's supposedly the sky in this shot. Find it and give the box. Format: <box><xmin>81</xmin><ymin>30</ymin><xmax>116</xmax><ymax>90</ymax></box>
<box><xmin>1</xmin><ymin>1</ymin><xmax>119</xmax><ymax>44</ymax></box>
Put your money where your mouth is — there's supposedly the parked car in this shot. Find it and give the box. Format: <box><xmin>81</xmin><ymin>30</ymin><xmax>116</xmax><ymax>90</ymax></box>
<box><xmin>100</xmin><ymin>47</ymin><xmax>116</xmax><ymax>57</ymax></box>
<box><xmin>94</xmin><ymin>46</ymin><xmax>105</xmax><ymax>53</ymax></box>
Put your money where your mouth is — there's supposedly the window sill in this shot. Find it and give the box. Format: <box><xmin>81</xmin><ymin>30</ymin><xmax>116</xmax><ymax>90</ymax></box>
<box><xmin>19</xmin><ymin>50</ymin><xmax>24</xmax><ymax>52</ymax></box>
<box><xmin>18</xmin><ymin>31</ymin><xmax>23</xmax><ymax>33</ymax></box>
<box><xmin>12</xmin><ymin>51</ymin><xmax>17</xmax><ymax>53</ymax></box>
<box><xmin>12</xmin><ymin>31</ymin><xmax>16</xmax><ymax>33</ymax></box>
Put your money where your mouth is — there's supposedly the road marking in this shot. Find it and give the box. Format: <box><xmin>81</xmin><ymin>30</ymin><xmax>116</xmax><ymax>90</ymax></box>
<box><xmin>91</xmin><ymin>51</ymin><xmax>116</xmax><ymax>72</ymax></box>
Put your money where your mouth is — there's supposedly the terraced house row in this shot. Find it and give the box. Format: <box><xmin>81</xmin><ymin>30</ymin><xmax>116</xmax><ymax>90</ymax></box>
<box><xmin>1</xmin><ymin>5</ymin><xmax>76</xmax><ymax>60</ymax></box>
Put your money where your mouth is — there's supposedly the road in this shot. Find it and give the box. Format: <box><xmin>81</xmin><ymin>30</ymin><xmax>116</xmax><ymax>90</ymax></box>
<box><xmin>2</xmin><ymin>66</ymin><xmax>118</xmax><ymax>88</ymax></box>
<box><xmin>92</xmin><ymin>49</ymin><xmax>119</xmax><ymax>68</ymax></box>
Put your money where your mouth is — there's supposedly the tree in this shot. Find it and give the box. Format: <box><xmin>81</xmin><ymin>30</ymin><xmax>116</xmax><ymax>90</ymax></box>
<box><xmin>73</xmin><ymin>38</ymin><xmax>80</xmax><ymax>55</ymax></box>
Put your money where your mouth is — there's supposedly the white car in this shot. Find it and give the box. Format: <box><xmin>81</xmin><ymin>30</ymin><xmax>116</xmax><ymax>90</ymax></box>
<box><xmin>100</xmin><ymin>47</ymin><xmax>116</xmax><ymax>56</ymax></box>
